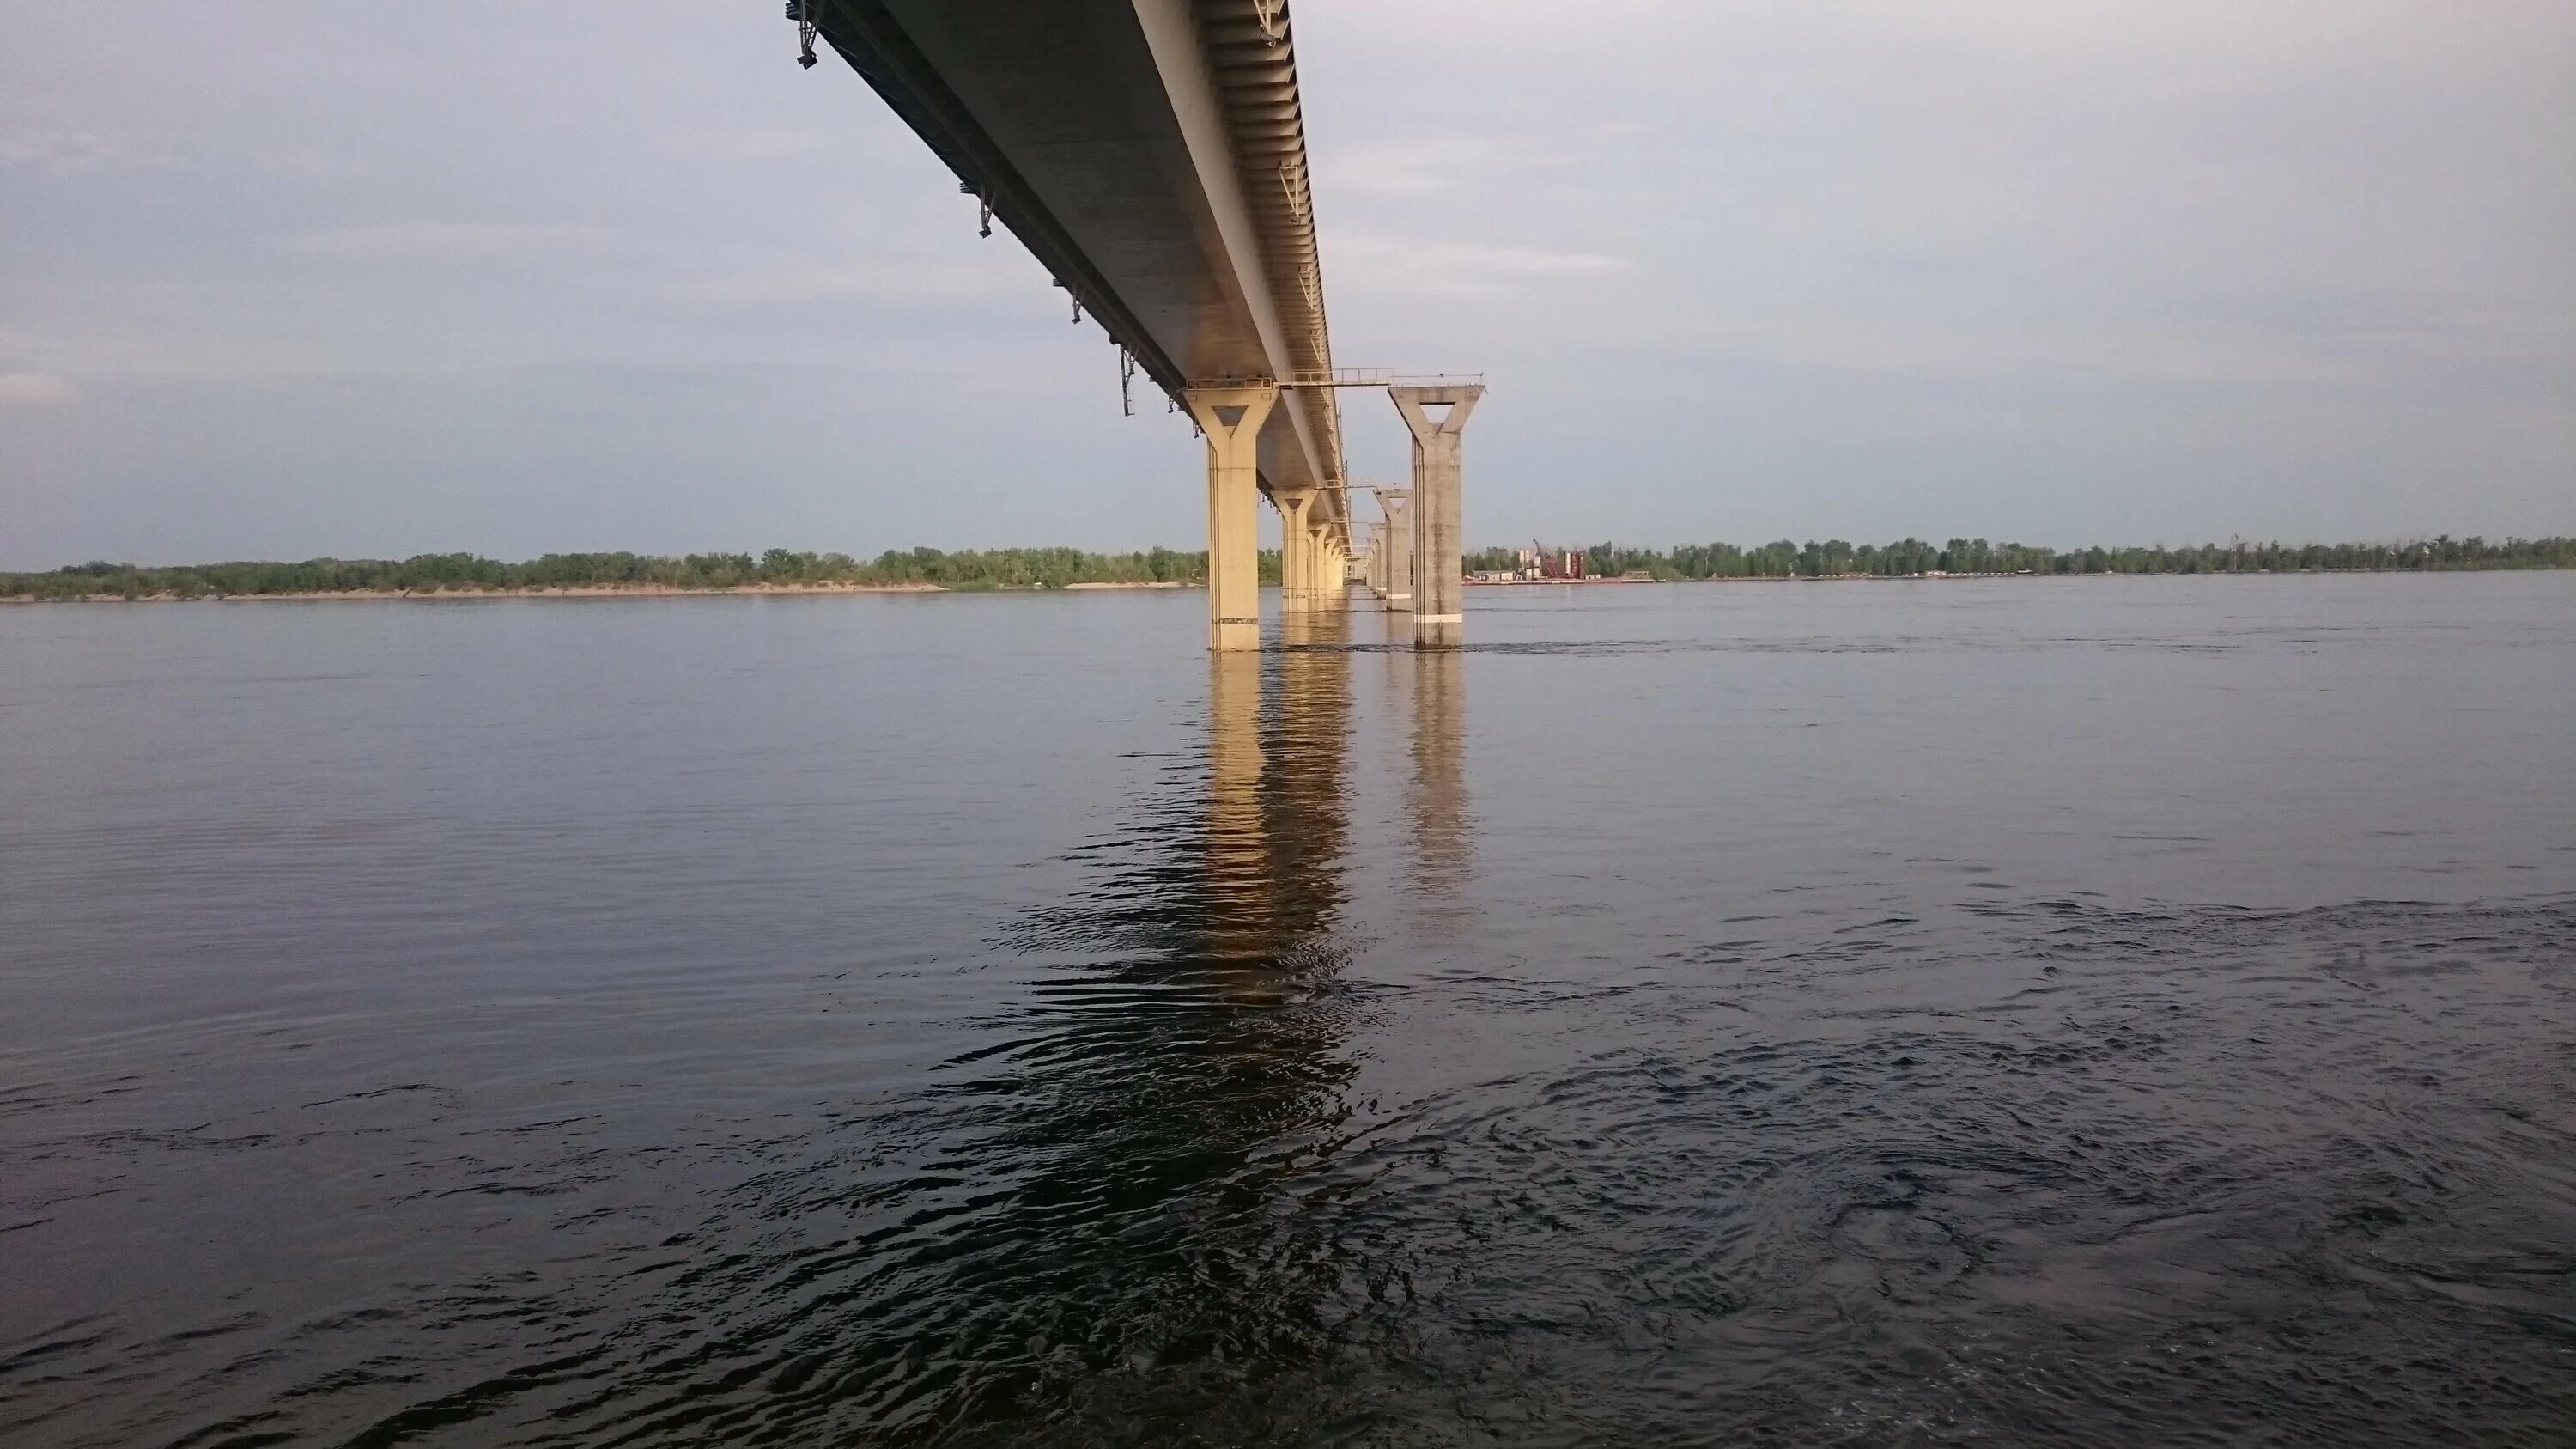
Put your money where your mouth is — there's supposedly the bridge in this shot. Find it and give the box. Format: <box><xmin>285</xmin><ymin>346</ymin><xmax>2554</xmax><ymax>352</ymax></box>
<box><xmin>790</xmin><ymin>0</ymin><xmax>1479</xmax><ymax>648</ymax></box>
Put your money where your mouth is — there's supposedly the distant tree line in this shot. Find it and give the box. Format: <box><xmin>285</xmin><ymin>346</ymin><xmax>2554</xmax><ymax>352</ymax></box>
<box><xmin>1468</xmin><ymin>535</ymin><xmax>2576</xmax><ymax>580</ymax></box>
<box><xmin>1</xmin><ymin>547</ymin><xmax>1289</xmax><ymax>600</ymax></box>
<box><xmin>8</xmin><ymin>535</ymin><xmax>2570</xmax><ymax>600</ymax></box>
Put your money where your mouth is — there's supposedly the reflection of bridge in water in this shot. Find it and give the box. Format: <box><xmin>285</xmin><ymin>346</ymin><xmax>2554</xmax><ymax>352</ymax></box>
<box><xmin>810</xmin><ymin>632</ymin><xmax>1470</xmax><ymax>1432</ymax></box>
<box><xmin>1207</xmin><ymin>612</ymin><xmax>1469</xmax><ymax>972</ymax></box>
<box><xmin>388</xmin><ymin>630</ymin><xmax>1479</xmax><ymax>1439</ymax></box>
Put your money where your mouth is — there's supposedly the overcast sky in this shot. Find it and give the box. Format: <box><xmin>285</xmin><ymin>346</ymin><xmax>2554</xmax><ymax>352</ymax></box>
<box><xmin>4</xmin><ymin>1</ymin><xmax>2570</xmax><ymax>567</ymax></box>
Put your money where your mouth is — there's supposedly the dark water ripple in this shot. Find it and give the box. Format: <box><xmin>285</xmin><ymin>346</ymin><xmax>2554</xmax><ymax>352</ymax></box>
<box><xmin>3</xmin><ymin>576</ymin><xmax>2573</xmax><ymax>1446</ymax></box>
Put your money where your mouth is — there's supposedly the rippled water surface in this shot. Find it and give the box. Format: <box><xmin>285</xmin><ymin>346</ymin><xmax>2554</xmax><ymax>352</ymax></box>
<box><xmin>3</xmin><ymin>575</ymin><xmax>2573</xmax><ymax>1447</ymax></box>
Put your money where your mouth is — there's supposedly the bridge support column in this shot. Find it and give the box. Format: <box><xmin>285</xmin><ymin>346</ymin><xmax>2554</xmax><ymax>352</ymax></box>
<box><xmin>1276</xmin><ymin>489</ymin><xmax>1317</xmax><ymax>615</ymax></box>
<box><xmin>1188</xmin><ymin>384</ymin><xmax>1278</xmax><ymax>652</ymax></box>
<box><xmin>1392</xmin><ymin>385</ymin><xmax>1480</xmax><ymax>648</ymax></box>
<box><xmin>1384</xmin><ymin>496</ymin><xmax>1414</xmax><ymax>613</ymax></box>
<box><xmin>1308</xmin><ymin>526</ymin><xmax>1340</xmax><ymax>609</ymax></box>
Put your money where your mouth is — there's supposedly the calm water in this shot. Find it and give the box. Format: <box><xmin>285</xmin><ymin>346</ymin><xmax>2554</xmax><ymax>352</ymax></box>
<box><xmin>3</xmin><ymin>575</ymin><xmax>2572</xmax><ymax>1447</ymax></box>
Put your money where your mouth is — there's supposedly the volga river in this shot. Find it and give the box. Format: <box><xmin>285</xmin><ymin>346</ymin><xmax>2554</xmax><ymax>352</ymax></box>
<box><xmin>3</xmin><ymin>575</ymin><xmax>2571</xmax><ymax>1447</ymax></box>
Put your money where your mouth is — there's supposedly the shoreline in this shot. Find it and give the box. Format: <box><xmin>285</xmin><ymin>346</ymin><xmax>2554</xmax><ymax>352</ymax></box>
<box><xmin>0</xmin><ymin>581</ymin><xmax>1206</xmax><ymax>603</ymax></box>
<box><xmin>3</xmin><ymin>569</ymin><xmax>2560</xmax><ymax>605</ymax></box>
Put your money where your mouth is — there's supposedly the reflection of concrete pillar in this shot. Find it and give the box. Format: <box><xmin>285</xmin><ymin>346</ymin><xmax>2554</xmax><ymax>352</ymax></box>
<box><xmin>1277</xmin><ymin>489</ymin><xmax>1315</xmax><ymax>615</ymax></box>
<box><xmin>1187</xmin><ymin>385</ymin><xmax>1278</xmax><ymax>652</ymax></box>
<box><xmin>1379</xmin><ymin>595</ymin><xmax>1412</xmax><ymax>654</ymax></box>
<box><xmin>1272</xmin><ymin>605</ymin><xmax>1349</xmax><ymax>941</ymax></box>
<box><xmin>1383</xmin><ymin>497</ymin><xmax>1414</xmax><ymax>613</ymax></box>
<box><xmin>1391</xmin><ymin>386</ymin><xmax>1481</xmax><ymax>649</ymax></box>
<box><xmin>1409</xmin><ymin>647</ymin><xmax>1470</xmax><ymax>936</ymax></box>
<box><xmin>1203</xmin><ymin>649</ymin><xmax>1268</xmax><ymax>961</ymax></box>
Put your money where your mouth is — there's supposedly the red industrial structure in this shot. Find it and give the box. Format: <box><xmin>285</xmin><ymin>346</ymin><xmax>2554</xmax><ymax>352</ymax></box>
<box><xmin>1517</xmin><ymin>541</ymin><xmax>1587</xmax><ymax>580</ymax></box>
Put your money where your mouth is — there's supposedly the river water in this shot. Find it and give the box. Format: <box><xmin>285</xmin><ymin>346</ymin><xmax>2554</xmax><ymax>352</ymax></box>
<box><xmin>2</xmin><ymin>575</ymin><xmax>2571</xmax><ymax>1447</ymax></box>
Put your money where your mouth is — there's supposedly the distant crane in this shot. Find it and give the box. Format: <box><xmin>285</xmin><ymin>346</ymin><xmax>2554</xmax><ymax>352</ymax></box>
<box><xmin>1519</xmin><ymin>539</ymin><xmax>1587</xmax><ymax>581</ymax></box>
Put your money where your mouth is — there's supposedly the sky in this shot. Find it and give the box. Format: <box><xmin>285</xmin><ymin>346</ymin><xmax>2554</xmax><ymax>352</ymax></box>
<box><xmin>3</xmin><ymin>0</ymin><xmax>2571</xmax><ymax>567</ymax></box>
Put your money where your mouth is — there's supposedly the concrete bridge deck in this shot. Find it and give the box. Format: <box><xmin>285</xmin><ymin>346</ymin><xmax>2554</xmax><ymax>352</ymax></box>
<box><xmin>799</xmin><ymin>0</ymin><xmax>1476</xmax><ymax>648</ymax></box>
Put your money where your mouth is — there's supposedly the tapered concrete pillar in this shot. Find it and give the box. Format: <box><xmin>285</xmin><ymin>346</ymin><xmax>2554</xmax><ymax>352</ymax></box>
<box><xmin>1384</xmin><ymin>496</ymin><xmax>1414</xmax><ymax>612</ymax></box>
<box><xmin>1391</xmin><ymin>385</ymin><xmax>1480</xmax><ymax>648</ymax></box>
<box><xmin>1188</xmin><ymin>385</ymin><xmax>1277</xmax><ymax>651</ymax></box>
<box><xmin>1307</xmin><ymin>525</ymin><xmax>1340</xmax><ymax>609</ymax></box>
<box><xmin>1277</xmin><ymin>489</ymin><xmax>1316</xmax><ymax>614</ymax></box>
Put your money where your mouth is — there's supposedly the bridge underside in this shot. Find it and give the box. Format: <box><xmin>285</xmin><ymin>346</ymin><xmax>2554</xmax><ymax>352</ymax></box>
<box><xmin>811</xmin><ymin>0</ymin><xmax>1347</xmax><ymax>533</ymax></box>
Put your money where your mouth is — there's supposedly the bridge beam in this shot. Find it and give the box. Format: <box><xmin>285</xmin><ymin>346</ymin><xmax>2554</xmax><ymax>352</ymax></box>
<box><xmin>1189</xmin><ymin>383</ymin><xmax>1277</xmax><ymax>651</ymax></box>
<box><xmin>815</xmin><ymin>0</ymin><xmax>1346</xmax><ymax>511</ymax></box>
<box><xmin>1392</xmin><ymin>386</ymin><xmax>1483</xmax><ymax>649</ymax></box>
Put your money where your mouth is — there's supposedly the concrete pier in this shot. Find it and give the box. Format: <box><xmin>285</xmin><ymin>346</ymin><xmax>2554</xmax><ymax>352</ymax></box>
<box><xmin>1367</xmin><ymin>511</ymin><xmax>1400</xmax><ymax>610</ymax></box>
<box><xmin>1310</xmin><ymin>527</ymin><xmax>1345</xmax><ymax>609</ymax></box>
<box><xmin>1188</xmin><ymin>384</ymin><xmax>1277</xmax><ymax>652</ymax></box>
<box><xmin>1277</xmin><ymin>488</ymin><xmax>1317</xmax><ymax>614</ymax></box>
<box><xmin>1383</xmin><ymin>495</ymin><xmax>1414</xmax><ymax>614</ymax></box>
<box><xmin>1390</xmin><ymin>385</ymin><xmax>1481</xmax><ymax>648</ymax></box>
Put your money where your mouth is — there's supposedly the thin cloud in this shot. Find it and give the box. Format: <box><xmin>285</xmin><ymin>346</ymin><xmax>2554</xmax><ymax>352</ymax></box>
<box><xmin>1323</xmin><ymin>137</ymin><xmax>1505</xmax><ymax>196</ymax></box>
<box><xmin>282</xmin><ymin>222</ymin><xmax>619</xmax><ymax>262</ymax></box>
<box><xmin>0</xmin><ymin>129</ymin><xmax>185</xmax><ymax>173</ymax></box>
<box><xmin>3</xmin><ymin>320</ymin><xmax>358</xmax><ymax>383</ymax></box>
<box><xmin>663</xmin><ymin>128</ymin><xmax>827</xmax><ymax>161</ymax></box>
<box><xmin>0</xmin><ymin>373</ymin><xmax>78</xmax><ymax>406</ymax></box>
<box><xmin>2</xmin><ymin>130</ymin><xmax>372</xmax><ymax>180</ymax></box>
<box><xmin>700</xmin><ymin>257</ymin><xmax>1017</xmax><ymax>305</ymax></box>
<box><xmin>1327</xmin><ymin>233</ymin><xmax>1634</xmax><ymax>296</ymax></box>
<box><xmin>254</xmin><ymin>149</ymin><xmax>376</xmax><ymax>181</ymax></box>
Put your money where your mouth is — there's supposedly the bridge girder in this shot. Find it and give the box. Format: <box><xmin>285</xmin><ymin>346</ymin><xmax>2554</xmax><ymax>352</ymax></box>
<box><xmin>809</xmin><ymin>0</ymin><xmax>1350</xmax><ymax>539</ymax></box>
